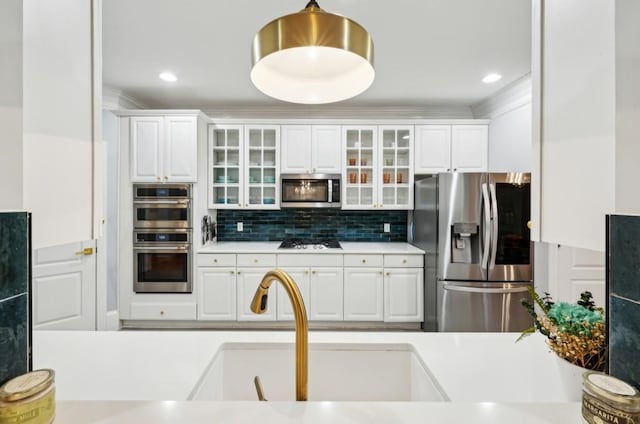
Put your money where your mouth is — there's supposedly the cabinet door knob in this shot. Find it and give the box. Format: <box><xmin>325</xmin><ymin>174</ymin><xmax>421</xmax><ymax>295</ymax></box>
<box><xmin>373</xmin><ymin>204</ymin><xmax>377</xmax><ymax>208</ymax></box>
<box><xmin>238</xmin><ymin>203</ymin><xmax>241</xmax><ymax>207</ymax></box>
<box><xmin>403</xmin><ymin>259</ymin><xmax>407</xmax><ymax>264</ymax></box>
<box><xmin>304</xmin><ymin>270</ymin><xmax>309</xmax><ymax>275</ymax></box>
<box><xmin>379</xmin><ymin>271</ymin><xmax>383</xmax><ymax>275</ymax></box>
<box><xmin>237</xmin><ymin>271</ymin><xmax>241</xmax><ymax>275</ymax></box>
<box><xmin>385</xmin><ymin>272</ymin><xmax>390</xmax><ymax>276</ymax></box>
<box><xmin>254</xmin><ymin>259</ymin><xmax>258</xmax><ymax>263</ymax></box>
<box><xmin>213</xmin><ymin>259</ymin><xmax>218</xmax><ymax>263</ymax></box>
<box><xmin>312</xmin><ymin>168</ymin><xmax>316</xmax><ymax>172</ymax></box>
<box><xmin>380</xmin><ymin>204</ymin><xmax>383</xmax><ymax>208</ymax></box>
<box><xmin>156</xmin><ymin>176</ymin><xmax>161</xmax><ymax>181</ymax></box>
<box><xmin>362</xmin><ymin>259</ymin><xmax>366</xmax><ymax>263</ymax></box>
<box><xmin>446</xmin><ymin>168</ymin><xmax>450</xmax><ymax>172</ymax></box>
<box><xmin>230</xmin><ymin>270</ymin><xmax>234</xmax><ymax>275</ymax></box>
<box><xmin>160</xmin><ymin>310</ymin><xmax>165</xmax><ymax>316</ymax></box>
<box><xmin>311</xmin><ymin>270</ymin><xmax>316</xmax><ymax>275</ymax></box>
<box><xmin>246</xmin><ymin>204</ymin><xmax>249</xmax><ymax>207</ymax></box>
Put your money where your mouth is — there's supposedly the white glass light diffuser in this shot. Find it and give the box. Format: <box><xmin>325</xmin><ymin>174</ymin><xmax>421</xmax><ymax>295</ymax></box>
<box><xmin>251</xmin><ymin>2</ymin><xmax>374</xmax><ymax>104</ymax></box>
<box><xmin>482</xmin><ymin>73</ymin><xmax>502</xmax><ymax>84</ymax></box>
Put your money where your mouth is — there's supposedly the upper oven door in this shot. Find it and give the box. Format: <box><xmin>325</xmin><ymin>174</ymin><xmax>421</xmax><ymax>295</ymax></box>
<box><xmin>134</xmin><ymin>200</ymin><xmax>191</xmax><ymax>229</ymax></box>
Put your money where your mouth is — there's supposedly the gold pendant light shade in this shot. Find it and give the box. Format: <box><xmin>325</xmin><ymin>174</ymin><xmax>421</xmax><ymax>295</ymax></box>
<box><xmin>251</xmin><ymin>3</ymin><xmax>374</xmax><ymax>104</ymax></box>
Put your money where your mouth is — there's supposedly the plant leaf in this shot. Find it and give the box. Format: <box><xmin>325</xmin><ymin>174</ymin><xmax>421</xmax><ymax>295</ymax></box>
<box><xmin>516</xmin><ymin>326</ymin><xmax>536</xmax><ymax>342</ymax></box>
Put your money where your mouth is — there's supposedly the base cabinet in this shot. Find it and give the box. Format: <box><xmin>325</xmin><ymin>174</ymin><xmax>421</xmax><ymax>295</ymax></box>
<box><xmin>237</xmin><ymin>267</ymin><xmax>278</xmax><ymax>321</ymax></box>
<box><xmin>197</xmin><ymin>268</ymin><xmax>236</xmax><ymax>321</ymax></box>
<box><xmin>343</xmin><ymin>268</ymin><xmax>384</xmax><ymax>321</ymax></box>
<box><xmin>309</xmin><ymin>267</ymin><xmax>344</xmax><ymax>321</ymax></box>
<box><xmin>384</xmin><ymin>268</ymin><xmax>424</xmax><ymax>322</ymax></box>
<box><xmin>276</xmin><ymin>268</ymin><xmax>310</xmax><ymax>320</ymax></box>
<box><xmin>129</xmin><ymin>302</ymin><xmax>197</xmax><ymax>320</ymax></box>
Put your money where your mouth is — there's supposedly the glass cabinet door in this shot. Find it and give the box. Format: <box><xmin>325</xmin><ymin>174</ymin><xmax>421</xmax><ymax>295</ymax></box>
<box><xmin>245</xmin><ymin>126</ymin><xmax>279</xmax><ymax>209</ymax></box>
<box><xmin>209</xmin><ymin>126</ymin><xmax>242</xmax><ymax>208</ymax></box>
<box><xmin>379</xmin><ymin>126</ymin><xmax>413</xmax><ymax>209</ymax></box>
<box><xmin>342</xmin><ymin>126</ymin><xmax>377</xmax><ymax>209</ymax></box>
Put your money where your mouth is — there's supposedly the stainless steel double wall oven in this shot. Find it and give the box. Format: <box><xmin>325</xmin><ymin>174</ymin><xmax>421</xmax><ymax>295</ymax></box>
<box><xmin>133</xmin><ymin>184</ymin><xmax>193</xmax><ymax>293</ymax></box>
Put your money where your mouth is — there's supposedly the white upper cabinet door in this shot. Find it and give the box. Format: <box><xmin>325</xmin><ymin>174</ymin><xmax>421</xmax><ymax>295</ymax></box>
<box><xmin>281</xmin><ymin>125</ymin><xmax>312</xmax><ymax>173</ymax></box>
<box><xmin>451</xmin><ymin>125</ymin><xmax>488</xmax><ymax>172</ymax></box>
<box><xmin>131</xmin><ymin>117</ymin><xmax>163</xmax><ymax>182</ymax></box>
<box><xmin>164</xmin><ymin>116</ymin><xmax>197</xmax><ymax>182</ymax></box>
<box><xmin>414</xmin><ymin>125</ymin><xmax>452</xmax><ymax>174</ymax></box>
<box><xmin>311</xmin><ymin>125</ymin><xmax>342</xmax><ymax>173</ymax></box>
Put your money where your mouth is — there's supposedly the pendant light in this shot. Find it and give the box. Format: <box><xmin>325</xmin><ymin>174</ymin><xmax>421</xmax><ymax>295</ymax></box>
<box><xmin>251</xmin><ymin>0</ymin><xmax>374</xmax><ymax>104</ymax></box>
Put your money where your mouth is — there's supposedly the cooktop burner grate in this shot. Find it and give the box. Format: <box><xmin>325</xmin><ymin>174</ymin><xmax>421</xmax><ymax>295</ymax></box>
<box><xmin>278</xmin><ymin>238</ymin><xmax>342</xmax><ymax>249</ymax></box>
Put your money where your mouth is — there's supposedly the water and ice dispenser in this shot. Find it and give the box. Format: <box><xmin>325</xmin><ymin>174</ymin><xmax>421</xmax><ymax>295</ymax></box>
<box><xmin>450</xmin><ymin>222</ymin><xmax>479</xmax><ymax>264</ymax></box>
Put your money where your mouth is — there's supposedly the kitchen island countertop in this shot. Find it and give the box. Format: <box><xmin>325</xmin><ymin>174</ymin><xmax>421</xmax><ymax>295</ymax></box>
<box><xmin>34</xmin><ymin>331</ymin><xmax>581</xmax><ymax>423</ymax></box>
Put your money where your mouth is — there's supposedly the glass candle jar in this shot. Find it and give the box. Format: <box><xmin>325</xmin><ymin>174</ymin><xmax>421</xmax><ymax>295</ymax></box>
<box><xmin>582</xmin><ymin>371</ymin><xmax>640</xmax><ymax>424</ymax></box>
<box><xmin>0</xmin><ymin>369</ymin><xmax>56</xmax><ymax>424</ymax></box>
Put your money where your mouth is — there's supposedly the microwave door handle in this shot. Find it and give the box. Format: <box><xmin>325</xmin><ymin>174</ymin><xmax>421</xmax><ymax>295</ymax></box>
<box><xmin>489</xmin><ymin>183</ymin><xmax>498</xmax><ymax>270</ymax></box>
<box><xmin>328</xmin><ymin>179</ymin><xmax>332</xmax><ymax>203</ymax></box>
<box><xmin>481</xmin><ymin>183</ymin><xmax>491</xmax><ymax>270</ymax></box>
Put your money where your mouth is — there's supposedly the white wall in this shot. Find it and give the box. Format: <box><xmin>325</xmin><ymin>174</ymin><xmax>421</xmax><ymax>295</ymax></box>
<box><xmin>103</xmin><ymin>110</ymin><xmax>119</xmax><ymax>311</ymax></box>
<box><xmin>22</xmin><ymin>0</ymin><xmax>94</xmax><ymax>248</ymax></box>
<box><xmin>0</xmin><ymin>0</ymin><xmax>23</xmax><ymax>210</ymax></box>
<box><xmin>615</xmin><ymin>0</ymin><xmax>640</xmax><ymax>214</ymax></box>
<box><xmin>539</xmin><ymin>0</ymin><xmax>616</xmax><ymax>252</ymax></box>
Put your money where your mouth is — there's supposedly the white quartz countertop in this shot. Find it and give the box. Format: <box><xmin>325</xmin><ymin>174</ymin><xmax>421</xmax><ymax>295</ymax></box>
<box><xmin>33</xmin><ymin>331</ymin><xmax>581</xmax><ymax>423</ymax></box>
<box><xmin>198</xmin><ymin>241</ymin><xmax>426</xmax><ymax>254</ymax></box>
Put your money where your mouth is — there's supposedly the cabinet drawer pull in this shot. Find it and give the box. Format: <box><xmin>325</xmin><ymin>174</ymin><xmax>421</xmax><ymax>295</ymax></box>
<box><xmin>403</xmin><ymin>259</ymin><xmax>407</xmax><ymax>264</ymax></box>
<box><xmin>254</xmin><ymin>259</ymin><xmax>259</xmax><ymax>263</ymax></box>
<box><xmin>362</xmin><ymin>259</ymin><xmax>366</xmax><ymax>263</ymax></box>
<box><xmin>213</xmin><ymin>259</ymin><xmax>218</xmax><ymax>263</ymax></box>
<box><xmin>160</xmin><ymin>310</ymin><xmax>165</xmax><ymax>316</ymax></box>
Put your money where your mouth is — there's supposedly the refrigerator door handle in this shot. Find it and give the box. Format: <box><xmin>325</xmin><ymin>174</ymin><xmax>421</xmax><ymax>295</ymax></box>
<box><xmin>489</xmin><ymin>183</ymin><xmax>498</xmax><ymax>270</ymax></box>
<box><xmin>481</xmin><ymin>183</ymin><xmax>491</xmax><ymax>269</ymax></box>
<box><xmin>442</xmin><ymin>284</ymin><xmax>530</xmax><ymax>294</ymax></box>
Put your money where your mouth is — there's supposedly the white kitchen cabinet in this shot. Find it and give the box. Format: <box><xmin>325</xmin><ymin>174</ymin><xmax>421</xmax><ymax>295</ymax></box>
<box><xmin>129</xmin><ymin>302</ymin><xmax>197</xmax><ymax>320</ymax></box>
<box><xmin>197</xmin><ymin>267</ymin><xmax>237</xmax><ymax>321</ymax></box>
<box><xmin>378</xmin><ymin>126</ymin><xmax>414</xmax><ymax>209</ymax></box>
<box><xmin>344</xmin><ymin>267</ymin><xmax>384</xmax><ymax>321</ymax></box>
<box><xmin>130</xmin><ymin>115</ymin><xmax>197</xmax><ymax>182</ymax></box>
<box><xmin>208</xmin><ymin>125</ymin><xmax>279</xmax><ymax>209</ymax></box>
<box><xmin>384</xmin><ymin>267</ymin><xmax>424</xmax><ymax>322</ymax></box>
<box><xmin>309</xmin><ymin>267</ymin><xmax>344</xmax><ymax>321</ymax></box>
<box><xmin>414</xmin><ymin>124</ymin><xmax>488</xmax><ymax>174</ymax></box>
<box><xmin>281</xmin><ymin>125</ymin><xmax>342</xmax><ymax>174</ymax></box>
<box><xmin>342</xmin><ymin>126</ymin><xmax>378</xmax><ymax>209</ymax></box>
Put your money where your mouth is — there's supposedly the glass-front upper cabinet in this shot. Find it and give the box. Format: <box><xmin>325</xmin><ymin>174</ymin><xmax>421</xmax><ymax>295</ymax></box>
<box><xmin>378</xmin><ymin>126</ymin><xmax>414</xmax><ymax>209</ymax></box>
<box><xmin>342</xmin><ymin>126</ymin><xmax>378</xmax><ymax>209</ymax></box>
<box><xmin>244</xmin><ymin>125</ymin><xmax>279</xmax><ymax>209</ymax></box>
<box><xmin>209</xmin><ymin>125</ymin><xmax>243</xmax><ymax>208</ymax></box>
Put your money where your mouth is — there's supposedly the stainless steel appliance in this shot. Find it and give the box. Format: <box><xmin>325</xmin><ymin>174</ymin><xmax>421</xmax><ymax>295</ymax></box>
<box><xmin>280</xmin><ymin>174</ymin><xmax>341</xmax><ymax>208</ymax></box>
<box><xmin>410</xmin><ymin>173</ymin><xmax>533</xmax><ymax>332</ymax></box>
<box><xmin>133</xmin><ymin>184</ymin><xmax>191</xmax><ymax>229</ymax></box>
<box><xmin>133</xmin><ymin>229</ymin><xmax>192</xmax><ymax>293</ymax></box>
<box><xmin>278</xmin><ymin>238</ymin><xmax>342</xmax><ymax>249</ymax></box>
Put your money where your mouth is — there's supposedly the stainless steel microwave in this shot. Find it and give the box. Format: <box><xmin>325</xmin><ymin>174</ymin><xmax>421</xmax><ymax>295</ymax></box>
<box><xmin>280</xmin><ymin>174</ymin><xmax>341</xmax><ymax>208</ymax></box>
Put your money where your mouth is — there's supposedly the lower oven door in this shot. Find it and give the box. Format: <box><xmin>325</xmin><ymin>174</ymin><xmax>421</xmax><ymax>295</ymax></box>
<box><xmin>134</xmin><ymin>245</ymin><xmax>192</xmax><ymax>293</ymax></box>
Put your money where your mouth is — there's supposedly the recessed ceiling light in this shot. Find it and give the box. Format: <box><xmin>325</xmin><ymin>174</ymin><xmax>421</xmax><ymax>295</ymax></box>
<box><xmin>159</xmin><ymin>72</ymin><xmax>177</xmax><ymax>82</ymax></box>
<box><xmin>482</xmin><ymin>73</ymin><xmax>502</xmax><ymax>84</ymax></box>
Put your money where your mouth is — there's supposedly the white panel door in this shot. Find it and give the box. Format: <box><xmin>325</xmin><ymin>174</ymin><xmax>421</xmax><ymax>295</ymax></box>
<box><xmin>281</xmin><ymin>125</ymin><xmax>311</xmax><ymax>173</ymax></box>
<box><xmin>236</xmin><ymin>267</ymin><xmax>277</xmax><ymax>321</ymax></box>
<box><xmin>198</xmin><ymin>267</ymin><xmax>237</xmax><ymax>320</ymax></box>
<box><xmin>384</xmin><ymin>268</ymin><xmax>424</xmax><ymax>322</ymax></box>
<box><xmin>548</xmin><ymin>244</ymin><xmax>606</xmax><ymax>308</ymax></box>
<box><xmin>311</xmin><ymin>125</ymin><xmax>342</xmax><ymax>173</ymax></box>
<box><xmin>343</xmin><ymin>268</ymin><xmax>384</xmax><ymax>321</ymax></box>
<box><xmin>309</xmin><ymin>267</ymin><xmax>344</xmax><ymax>321</ymax></box>
<box><xmin>130</xmin><ymin>117</ymin><xmax>163</xmax><ymax>182</ymax></box>
<box><xmin>276</xmin><ymin>267</ymin><xmax>310</xmax><ymax>320</ymax></box>
<box><xmin>33</xmin><ymin>240</ymin><xmax>96</xmax><ymax>330</ymax></box>
<box><xmin>451</xmin><ymin>125</ymin><xmax>488</xmax><ymax>172</ymax></box>
<box><xmin>164</xmin><ymin>116</ymin><xmax>197</xmax><ymax>182</ymax></box>
<box><xmin>414</xmin><ymin>125</ymin><xmax>452</xmax><ymax>174</ymax></box>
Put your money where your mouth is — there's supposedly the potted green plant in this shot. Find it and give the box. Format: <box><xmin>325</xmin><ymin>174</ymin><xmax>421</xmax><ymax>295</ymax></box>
<box><xmin>518</xmin><ymin>287</ymin><xmax>607</xmax><ymax>371</ymax></box>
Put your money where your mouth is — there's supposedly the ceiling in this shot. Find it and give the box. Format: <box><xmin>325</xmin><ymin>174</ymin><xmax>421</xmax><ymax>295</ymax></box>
<box><xmin>102</xmin><ymin>0</ymin><xmax>531</xmax><ymax>115</ymax></box>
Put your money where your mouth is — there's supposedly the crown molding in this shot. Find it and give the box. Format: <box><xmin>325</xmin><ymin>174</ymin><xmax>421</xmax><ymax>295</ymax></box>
<box><xmin>102</xmin><ymin>87</ymin><xmax>148</xmax><ymax>110</ymax></box>
<box><xmin>471</xmin><ymin>74</ymin><xmax>532</xmax><ymax>119</ymax></box>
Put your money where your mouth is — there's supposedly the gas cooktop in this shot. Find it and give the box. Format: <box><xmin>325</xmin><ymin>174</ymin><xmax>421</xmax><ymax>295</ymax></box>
<box><xmin>278</xmin><ymin>238</ymin><xmax>342</xmax><ymax>250</ymax></box>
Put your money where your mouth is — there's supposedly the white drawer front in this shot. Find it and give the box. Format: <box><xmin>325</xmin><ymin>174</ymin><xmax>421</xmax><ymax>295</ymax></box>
<box><xmin>344</xmin><ymin>254</ymin><xmax>383</xmax><ymax>267</ymax></box>
<box><xmin>383</xmin><ymin>255</ymin><xmax>424</xmax><ymax>268</ymax></box>
<box><xmin>278</xmin><ymin>254</ymin><xmax>343</xmax><ymax>267</ymax></box>
<box><xmin>237</xmin><ymin>254</ymin><xmax>277</xmax><ymax>267</ymax></box>
<box><xmin>130</xmin><ymin>302</ymin><xmax>197</xmax><ymax>320</ymax></box>
<box><xmin>197</xmin><ymin>254</ymin><xmax>236</xmax><ymax>267</ymax></box>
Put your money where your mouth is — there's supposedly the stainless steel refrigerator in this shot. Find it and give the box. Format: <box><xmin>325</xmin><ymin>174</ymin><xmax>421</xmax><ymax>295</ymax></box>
<box><xmin>410</xmin><ymin>173</ymin><xmax>533</xmax><ymax>332</ymax></box>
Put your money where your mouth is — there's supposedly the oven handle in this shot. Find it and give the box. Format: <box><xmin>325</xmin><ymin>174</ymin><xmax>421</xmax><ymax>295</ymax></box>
<box><xmin>133</xmin><ymin>200</ymin><xmax>190</xmax><ymax>206</ymax></box>
<box><xmin>133</xmin><ymin>245</ymin><xmax>190</xmax><ymax>251</ymax></box>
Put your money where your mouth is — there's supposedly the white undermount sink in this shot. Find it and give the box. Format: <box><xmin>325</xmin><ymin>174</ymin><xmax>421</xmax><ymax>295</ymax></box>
<box><xmin>189</xmin><ymin>343</ymin><xmax>448</xmax><ymax>401</ymax></box>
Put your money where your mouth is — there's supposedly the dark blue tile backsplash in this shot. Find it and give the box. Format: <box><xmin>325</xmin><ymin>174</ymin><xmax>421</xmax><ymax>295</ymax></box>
<box><xmin>0</xmin><ymin>212</ymin><xmax>31</xmax><ymax>386</ymax></box>
<box><xmin>216</xmin><ymin>209</ymin><xmax>408</xmax><ymax>241</ymax></box>
<box><xmin>607</xmin><ymin>214</ymin><xmax>640</xmax><ymax>390</ymax></box>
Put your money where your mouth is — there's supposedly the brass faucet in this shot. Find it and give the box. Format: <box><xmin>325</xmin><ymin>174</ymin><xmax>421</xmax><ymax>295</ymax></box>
<box><xmin>250</xmin><ymin>269</ymin><xmax>308</xmax><ymax>401</ymax></box>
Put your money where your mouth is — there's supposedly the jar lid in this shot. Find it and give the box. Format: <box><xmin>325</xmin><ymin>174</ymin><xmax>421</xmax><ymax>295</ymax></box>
<box><xmin>0</xmin><ymin>369</ymin><xmax>55</xmax><ymax>402</ymax></box>
<box><xmin>583</xmin><ymin>371</ymin><xmax>640</xmax><ymax>409</ymax></box>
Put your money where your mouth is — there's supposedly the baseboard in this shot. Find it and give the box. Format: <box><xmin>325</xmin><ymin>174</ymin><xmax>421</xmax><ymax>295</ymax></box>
<box><xmin>105</xmin><ymin>310</ymin><xmax>120</xmax><ymax>331</ymax></box>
